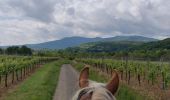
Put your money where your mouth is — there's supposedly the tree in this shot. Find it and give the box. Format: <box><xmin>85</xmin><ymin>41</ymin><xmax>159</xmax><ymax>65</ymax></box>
<box><xmin>0</xmin><ymin>48</ymin><xmax>3</xmax><ymax>54</ymax></box>
<box><xmin>5</xmin><ymin>46</ymin><xmax>32</xmax><ymax>55</ymax></box>
<box><xmin>6</xmin><ymin>46</ymin><xmax>19</xmax><ymax>55</ymax></box>
<box><xmin>19</xmin><ymin>46</ymin><xmax>32</xmax><ymax>55</ymax></box>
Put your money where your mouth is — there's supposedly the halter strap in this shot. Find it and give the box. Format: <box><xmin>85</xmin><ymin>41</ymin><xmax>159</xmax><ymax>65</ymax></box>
<box><xmin>74</xmin><ymin>86</ymin><xmax>115</xmax><ymax>100</ymax></box>
<box><xmin>77</xmin><ymin>87</ymin><xmax>94</xmax><ymax>100</ymax></box>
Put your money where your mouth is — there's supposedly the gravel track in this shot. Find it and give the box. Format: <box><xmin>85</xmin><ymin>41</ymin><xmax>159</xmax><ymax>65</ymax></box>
<box><xmin>53</xmin><ymin>64</ymin><xmax>79</xmax><ymax>100</ymax></box>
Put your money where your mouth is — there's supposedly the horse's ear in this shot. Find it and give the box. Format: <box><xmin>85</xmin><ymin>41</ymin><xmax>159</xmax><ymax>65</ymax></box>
<box><xmin>106</xmin><ymin>70</ymin><xmax>119</xmax><ymax>95</ymax></box>
<box><xmin>79</xmin><ymin>67</ymin><xmax>89</xmax><ymax>88</ymax></box>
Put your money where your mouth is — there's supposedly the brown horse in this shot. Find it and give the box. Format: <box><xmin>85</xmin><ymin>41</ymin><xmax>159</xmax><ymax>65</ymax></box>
<box><xmin>73</xmin><ymin>67</ymin><xmax>119</xmax><ymax>100</ymax></box>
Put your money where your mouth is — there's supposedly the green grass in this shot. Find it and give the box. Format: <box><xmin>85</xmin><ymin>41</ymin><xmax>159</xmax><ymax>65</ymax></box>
<box><xmin>72</xmin><ymin>61</ymin><xmax>148</xmax><ymax>100</ymax></box>
<box><xmin>3</xmin><ymin>60</ymin><xmax>70</xmax><ymax>100</ymax></box>
<box><xmin>117</xmin><ymin>85</ymin><xmax>146</xmax><ymax>100</ymax></box>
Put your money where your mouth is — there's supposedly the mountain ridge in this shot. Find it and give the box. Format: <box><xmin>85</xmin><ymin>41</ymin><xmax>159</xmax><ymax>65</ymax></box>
<box><xmin>0</xmin><ymin>36</ymin><xmax>158</xmax><ymax>49</ymax></box>
<box><xmin>65</xmin><ymin>38</ymin><xmax>170</xmax><ymax>53</ymax></box>
<box><xmin>27</xmin><ymin>36</ymin><xmax>158</xmax><ymax>49</ymax></box>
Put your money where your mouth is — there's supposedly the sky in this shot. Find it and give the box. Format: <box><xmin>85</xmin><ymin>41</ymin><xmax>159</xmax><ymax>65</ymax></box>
<box><xmin>0</xmin><ymin>0</ymin><xmax>170</xmax><ymax>46</ymax></box>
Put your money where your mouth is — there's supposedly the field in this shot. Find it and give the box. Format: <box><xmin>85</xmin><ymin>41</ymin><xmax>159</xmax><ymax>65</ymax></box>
<box><xmin>0</xmin><ymin>56</ymin><xmax>57</xmax><ymax>88</ymax></box>
<box><xmin>0</xmin><ymin>55</ymin><xmax>169</xmax><ymax>100</ymax></box>
<box><xmin>76</xmin><ymin>58</ymin><xmax>170</xmax><ymax>99</ymax></box>
<box><xmin>2</xmin><ymin>60</ymin><xmax>69</xmax><ymax>100</ymax></box>
<box><xmin>0</xmin><ymin>0</ymin><xmax>170</xmax><ymax>99</ymax></box>
<box><xmin>72</xmin><ymin>61</ymin><xmax>147</xmax><ymax>100</ymax></box>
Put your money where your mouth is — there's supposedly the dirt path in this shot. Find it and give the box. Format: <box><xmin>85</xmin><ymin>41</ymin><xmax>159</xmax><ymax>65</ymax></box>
<box><xmin>53</xmin><ymin>64</ymin><xmax>79</xmax><ymax>100</ymax></box>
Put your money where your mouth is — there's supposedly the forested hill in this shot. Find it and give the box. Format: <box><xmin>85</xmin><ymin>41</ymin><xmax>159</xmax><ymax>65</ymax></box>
<box><xmin>131</xmin><ymin>38</ymin><xmax>170</xmax><ymax>51</ymax></box>
<box><xmin>0</xmin><ymin>36</ymin><xmax>157</xmax><ymax>49</ymax></box>
<box><xmin>102</xmin><ymin>36</ymin><xmax>158</xmax><ymax>42</ymax></box>
<box><xmin>64</xmin><ymin>38</ymin><xmax>170</xmax><ymax>53</ymax></box>
<box><xmin>25</xmin><ymin>36</ymin><xmax>157</xmax><ymax>49</ymax></box>
<box><xmin>79</xmin><ymin>41</ymin><xmax>142</xmax><ymax>52</ymax></box>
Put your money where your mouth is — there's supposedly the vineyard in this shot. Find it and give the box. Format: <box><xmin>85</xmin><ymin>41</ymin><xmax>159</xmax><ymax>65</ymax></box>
<box><xmin>0</xmin><ymin>56</ymin><xmax>58</xmax><ymax>88</ymax></box>
<box><xmin>76</xmin><ymin>58</ymin><xmax>170</xmax><ymax>99</ymax></box>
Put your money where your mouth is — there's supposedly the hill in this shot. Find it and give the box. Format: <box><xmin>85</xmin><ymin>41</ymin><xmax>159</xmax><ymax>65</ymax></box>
<box><xmin>65</xmin><ymin>41</ymin><xmax>142</xmax><ymax>52</ymax></box>
<box><xmin>26</xmin><ymin>36</ymin><xmax>157</xmax><ymax>49</ymax></box>
<box><xmin>103</xmin><ymin>36</ymin><xmax>157</xmax><ymax>42</ymax></box>
<box><xmin>27</xmin><ymin>37</ymin><xmax>102</xmax><ymax>49</ymax></box>
<box><xmin>65</xmin><ymin>38</ymin><xmax>169</xmax><ymax>53</ymax></box>
<box><xmin>131</xmin><ymin>38</ymin><xmax>170</xmax><ymax>51</ymax></box>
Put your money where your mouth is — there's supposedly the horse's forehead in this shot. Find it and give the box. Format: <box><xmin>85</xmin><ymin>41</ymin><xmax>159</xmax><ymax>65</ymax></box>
<box><xmin>89</xmin><ymin>82</ymin><xmax>116</xmax><ymax>100</ymax></box>
<box><xmin>89</xmin><ymin>81</ymin><xmax>105</xmax><ymax>88</ymax></box>
<box><xmin>72</xmin><ymin>81</ymin><xmax>115</xmax><ymax>100</ymax></box>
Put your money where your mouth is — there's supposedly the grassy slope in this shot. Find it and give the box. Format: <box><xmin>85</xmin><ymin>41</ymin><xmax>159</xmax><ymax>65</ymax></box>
<box><xmin>72</xmin><ymin>62</ymin><xmax>148</xmax><ymax>100</ymax></box>
<box><xmin>3</xmin><ymin>60</ymin><xmax>69</xmax><ymax>100</ymax></box>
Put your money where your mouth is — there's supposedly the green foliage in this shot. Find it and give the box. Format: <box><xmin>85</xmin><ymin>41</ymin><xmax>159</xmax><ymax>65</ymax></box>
<box><xmin>5</xmin><ymin>46</ymin><xmax>32</xmax><ymax>55</ymax></box>
<box><xmin>57</xmin><ymin>38</ymin><xmax>170</xmax><ymax>60</ymax></box>
<box><xmin>0</xmin><ymin>56</ymin><xmax>58</xmax><ymax>77</ymax></box>
<box><xmin>117</xmin><ymin>85</ymin><xmax>146</xmax><ymax>100</ymax></box>
<box><xmin>3</xmin><ymin>60</ymin><xmax>66</xmax><ymax>100</ymax></box>
<box><xmin>0</xmin><ymin>48</ymin><xmax>3</xmax><ymax>54</ymax></box>
<box><xmin>78</xmin><ymin>58</ymin><xmax>170</xmax><ymax>89</ymax></box>
<box><xmin>72</xmin><ymin>61</ymin><xmax>147</xmax><ymax>100</ymax></box>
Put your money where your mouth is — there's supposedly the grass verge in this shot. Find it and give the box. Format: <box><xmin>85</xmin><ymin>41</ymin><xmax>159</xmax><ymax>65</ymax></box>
<box><xmin>72</xmin><ymin>61</ymin><xmax>149</xmax><ymax>100</ymax></box>
<box><xmin>3</xmin><ymin>60</ymin><xmax>70</xmax><ymax>100</ymax></box>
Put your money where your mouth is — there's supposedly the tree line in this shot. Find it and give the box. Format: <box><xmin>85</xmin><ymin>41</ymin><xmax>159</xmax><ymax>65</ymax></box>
<box><xmin>0</xmin><ymin>46</ymin><xmax>32</xmax><ymax>56</ymax></box>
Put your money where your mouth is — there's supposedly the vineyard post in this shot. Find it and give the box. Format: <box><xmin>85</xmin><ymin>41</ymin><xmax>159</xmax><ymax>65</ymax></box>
<box><xmin>30</xmin><ymin>63</ymin><xmax>32</xmax><ymax>72</ymax></box>
<box><xmin>147</xmin><ymin>58</ymin><xmax>150</xmax><ymax>84</ymax></box>
<box><xmin>128</xmin><ymin>69</ymin><xmax>130</xmax><ymax>84</ymax></box>
<box><xmin>137</xmin><ymin>64</ymin><xmax>141</xmax><ymax>86</ymax></box>
<box><xmin>125</xmin><ymin>56</ymin><xmax>128</xmax><ymax>82</ymax></box>
<box><xmin>109</xmin><ymin>66</ymin><xmax>112</xmax><ymax>77</ymax></box>
<box><xmin>162</xmin><ymin>72</ymin><xmax>165</xmax><ymax>90</ymax></box>
<box><xmin>0</xmin><ymin>74</ymin><xmax>1</xmax><ymax>84</ymax></box>
<box><xmin>143</xmin><ymin>59</ymin><xmax>146</xmax><ymax>81</ymax></box>
<box><xmin>16</xmin><ymin>69</ymin><xmax>19</xmax><ymax>81</ymax></box>
<box><xmin>160</xmin><ymin>57</ymin><xmax>166</xmax><ymax>90</ymax></box>
<box><xmin>121</xmin><ymin>57</ymin><xmax>123</xmax><ymax>80</ymax></box>
<box><xmin>138</xmin><ymin>74</ymin><xmax>141</xmax><ymax>86</ymax></box>
<box><xmin>24</xmin><ymin>67</ymin><xmax>26</xmax><ymax>77</ymax></box>
<box><xmin>12</xmin><ymin>70</ymin><xmax>15</xmax><ymax>84</ymax></box>
<box><xmin>5</xmin><ymin>73</ymin><xmax>8</xmax><ymax>87</ymax></box>
<box><xmin>20</xmin><ymin>68</ymin><xmax>22</xmax><ymax>80</ymax></box>
<box><xmin>151</xmin><ymin>73</ymin><xmax>154</xmax><ymax>85</ymax></box>
<box><xmin>101</xmin><ymin>57</ymin><xmax>104</xmax><ymax>73</ymax></box>
<box><xmin>27</xmin><ymin>66</ymin><xmax>29</xmax><ymax>74</ymax></box>
<box><xmin>26</xmin><ymin>66</ymin><xmax>27</xmax><ymax>75</ymax></box>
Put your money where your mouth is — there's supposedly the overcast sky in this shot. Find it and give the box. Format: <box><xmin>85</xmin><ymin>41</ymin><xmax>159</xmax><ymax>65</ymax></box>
<box><xmin>0</xmin><ymin>0</ymin><xmax>170</xmax><ymax>46</ymax></box>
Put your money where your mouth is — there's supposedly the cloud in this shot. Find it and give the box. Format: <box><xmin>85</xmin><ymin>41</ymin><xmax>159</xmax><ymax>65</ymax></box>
<box><xmin>7</xmin><ymin>0</ymin><xmax>57</xmax><ymax>22</ymax></box>
<box><xmin>0</xmin><ymin>0</ymin><xmax>170</xmax><ymax>45</ymax></box>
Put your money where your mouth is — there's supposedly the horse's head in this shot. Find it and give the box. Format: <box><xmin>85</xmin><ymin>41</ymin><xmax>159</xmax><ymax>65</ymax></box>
<box><xmin>73</xmin><ymin>66</ymin><xmax>119</xmax><ymax>100</ymax></box>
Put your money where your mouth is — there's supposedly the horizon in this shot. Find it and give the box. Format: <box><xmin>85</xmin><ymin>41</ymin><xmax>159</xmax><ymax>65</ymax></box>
<box><xmin>0</xmin><ymin>0</ymin><xmax>170</xmax><ymax>46</ymax></box>
<box><xmin>0</xmin><ymin>35</ymin><xmax>164</xmax><ymax>46</ymax></box>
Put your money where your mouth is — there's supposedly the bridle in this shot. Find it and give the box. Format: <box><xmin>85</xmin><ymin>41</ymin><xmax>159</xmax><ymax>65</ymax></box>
<box><xmin>77</xmin><ymin>87</ymin><xmax>94</xmax><ymax>100</ymax></box>
<box><xmin>76</xmin><ymin>86</ymin><xmax>114</xmax><ymax>100</ymax></box>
